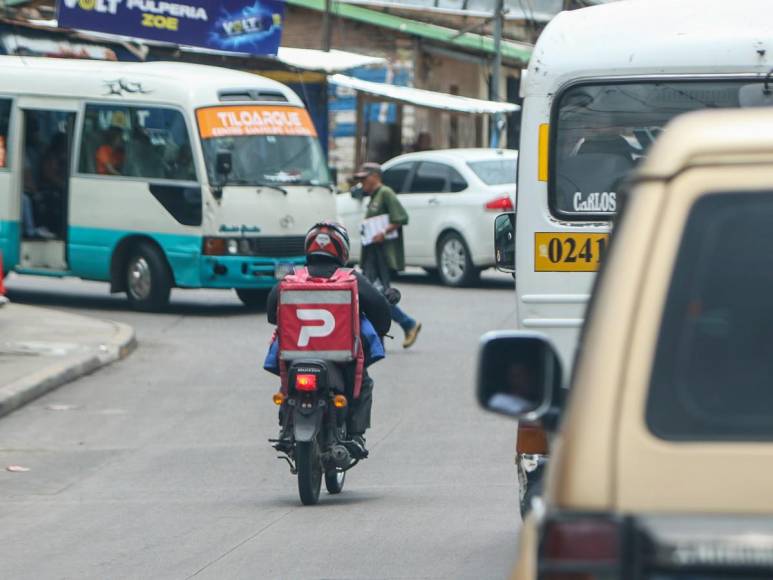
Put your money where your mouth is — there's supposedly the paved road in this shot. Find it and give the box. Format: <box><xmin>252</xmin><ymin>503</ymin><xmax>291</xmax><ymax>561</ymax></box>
<box><xmin>1</xmin><ymin>270</ymin><xmax>519</xmax><ymax>579</ymax></box>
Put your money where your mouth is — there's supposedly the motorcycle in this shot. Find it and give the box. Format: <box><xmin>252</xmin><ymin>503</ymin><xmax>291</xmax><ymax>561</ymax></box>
<box><xmin>270</xmin><ymin>359</ymin><xmax>367</xmax><ymax>505</ymax></box>
<box><xmin>270</xmin><ymin>287</ymin><xmax>400</xmax><ymax>506</ymax></box>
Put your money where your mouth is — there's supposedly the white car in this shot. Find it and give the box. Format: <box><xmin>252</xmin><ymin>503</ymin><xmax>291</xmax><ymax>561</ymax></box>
<box><xmin>337</xmin><ymin>148</ymin><xmax>517</xmax><ymax>286</ymax></box>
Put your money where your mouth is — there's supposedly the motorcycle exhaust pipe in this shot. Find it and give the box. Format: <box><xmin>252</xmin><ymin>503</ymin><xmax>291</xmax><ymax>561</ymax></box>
<box><xmin>330</xmin><ymin>444</ymin><xmax>351</xmax><ymax>468</ymax></box>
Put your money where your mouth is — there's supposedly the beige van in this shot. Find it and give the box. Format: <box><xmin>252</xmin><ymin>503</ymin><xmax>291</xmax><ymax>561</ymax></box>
<box><xmin>479</xmin><ymin>106</ymin><xmax>773</xmax><ymax>579</ymax></box>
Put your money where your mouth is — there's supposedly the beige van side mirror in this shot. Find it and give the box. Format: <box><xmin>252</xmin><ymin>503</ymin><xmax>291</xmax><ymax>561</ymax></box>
<box><xmin>476</xmin><ymin>331</ymin><xmax>562</xmax><ymax>421</ymax></box>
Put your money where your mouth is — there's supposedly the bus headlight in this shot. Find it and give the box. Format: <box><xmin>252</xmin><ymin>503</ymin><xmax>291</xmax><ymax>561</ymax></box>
<box><xmin>227</xmin><ymin>240</ymin><xmax>239</xmax><ymax>255</ymax></box>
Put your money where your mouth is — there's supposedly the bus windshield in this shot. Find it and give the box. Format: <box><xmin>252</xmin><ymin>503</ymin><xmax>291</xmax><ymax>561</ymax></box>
<box><xmin>553</xmin><ymin>80</ymin><xmax>759</xmax><ymax>220</ymax></box>
<box><xmin>197</xmin><ymin>105</ymin><xmax>330</xmax><ymax>187</ymax></box>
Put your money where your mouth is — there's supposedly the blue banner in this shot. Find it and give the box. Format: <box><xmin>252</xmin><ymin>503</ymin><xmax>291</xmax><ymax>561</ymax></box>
<box><xmin>56</xmin><ymin>0</ymin><xmax>285</xmax><ymax>56</ymax></box>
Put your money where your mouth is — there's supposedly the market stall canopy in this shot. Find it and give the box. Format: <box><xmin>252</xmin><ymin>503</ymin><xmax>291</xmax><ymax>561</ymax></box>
<box><xmin>277</xmin><ymin>47</ymin><xmax>386</xmax><ymax>72</ymax></box>
<box><xmin>329</xmin><ymin>73</ymin><xmax>520</xmax><ymax>114</ymax></box>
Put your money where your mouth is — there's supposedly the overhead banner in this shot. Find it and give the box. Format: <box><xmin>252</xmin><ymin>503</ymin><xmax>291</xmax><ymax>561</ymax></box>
<box><xmin>56</xmin><ymin>0</ymin><xmax>285</xmax><ymax>56</ymax></box>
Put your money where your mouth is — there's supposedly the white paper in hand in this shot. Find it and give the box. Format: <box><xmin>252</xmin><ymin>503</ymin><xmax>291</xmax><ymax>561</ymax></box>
<box><xmin>361</xmin><ymin>214</ymin><xmax>398</xmax><ymax>246</ymax></box>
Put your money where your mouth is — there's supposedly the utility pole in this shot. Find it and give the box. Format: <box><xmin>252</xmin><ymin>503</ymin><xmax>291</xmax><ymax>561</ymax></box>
<box><xmin>489</xmin><ymin>0</ymin><xmax>505</xmax><ymax>147</ymax></box>
<box><xmin>322</xmin><ymin>0</ymin><xmax>332</xmax><ymax>51</ymax></box>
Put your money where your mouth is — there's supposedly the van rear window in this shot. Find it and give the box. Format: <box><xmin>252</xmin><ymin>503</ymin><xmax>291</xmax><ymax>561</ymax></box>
<box><xmin>552</xmin><ymin>81</ymin><xmax>757</xmax><ymax>221</ymax></box>
<box><xmin>647</xmin><ymin>193</ymin><xmax>773</xmax><ymax>440</ymax></box>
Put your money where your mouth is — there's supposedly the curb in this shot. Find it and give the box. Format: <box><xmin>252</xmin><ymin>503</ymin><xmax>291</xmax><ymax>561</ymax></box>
<box><xmin>0</xmin><ymin>320</ymin><xmax>137</xmax><ymax>419</ymax></box>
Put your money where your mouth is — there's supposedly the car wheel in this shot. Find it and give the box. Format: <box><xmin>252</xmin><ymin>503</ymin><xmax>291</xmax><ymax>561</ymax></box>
<box><xmin>125</xmin><ymin>242</ymin><xmax>172</xmax><ymax>312</ymax></box>
<box><xmin>436</xmin><ymin>232</ymin><xmax>479</xmax><ymax>287</ymax></box>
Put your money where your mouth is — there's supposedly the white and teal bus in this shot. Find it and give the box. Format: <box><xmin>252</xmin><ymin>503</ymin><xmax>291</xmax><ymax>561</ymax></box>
<box><xmin>0</xmin><ymin>56</ymin><xmax>335</xmax><ymax>310</ymax></box>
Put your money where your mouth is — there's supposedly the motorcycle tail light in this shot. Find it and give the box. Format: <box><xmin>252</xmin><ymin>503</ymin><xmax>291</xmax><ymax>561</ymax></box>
<box><xmin>295</xmin><ymin>374</ymin><xmax>317</xmax><ymax>391</ymax></box>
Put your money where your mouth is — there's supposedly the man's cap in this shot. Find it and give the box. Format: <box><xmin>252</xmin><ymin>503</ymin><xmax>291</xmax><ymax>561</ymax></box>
<box><xmin>353</xmin><ymin>161</ymin><xmax>382</xmax><ymax>179</ymax></box>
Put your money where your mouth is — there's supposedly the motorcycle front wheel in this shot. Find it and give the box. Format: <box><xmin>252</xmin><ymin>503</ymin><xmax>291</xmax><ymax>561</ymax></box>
<box><xmin>296</xmin><ymin>440</ymin><xmax>322</xmax><ymax>505</ymax></box>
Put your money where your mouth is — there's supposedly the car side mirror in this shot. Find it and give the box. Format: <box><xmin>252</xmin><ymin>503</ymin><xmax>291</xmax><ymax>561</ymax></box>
<box><xmin>216</xmin><ymin>150</ymin><xmax>233</xmax><ymax>177</ymax></box>
<box><xmin>476</xmin><ymin>331</ymin><xmax>563</xmax><ymax>421</ymax></box>
<box><xmin>494</xmin><ymin>212</ymin><xmax>515</xmax><ymax>273</ymax></box>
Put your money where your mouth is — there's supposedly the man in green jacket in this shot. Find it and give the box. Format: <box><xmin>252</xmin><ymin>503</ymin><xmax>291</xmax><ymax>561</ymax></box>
<box><xmin>354</xmin><ymin>162</ymin><xmax>422</xmax><ymax>348</ymax></box>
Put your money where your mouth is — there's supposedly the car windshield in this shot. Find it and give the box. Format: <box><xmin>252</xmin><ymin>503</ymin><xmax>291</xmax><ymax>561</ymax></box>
<box><xmin>468</xmin><ymin>158</ymin><xmax>516</xmax><ymax>185</ymax></box>
<box><xmin>553</xmin><ymin>80</ymin><xmax>763</xmax><ymax>220</ymax></box>
<box><xmin>197</xmin><ymin>105</ymin><xmax>330</xmax><ymax>187</ymax></box>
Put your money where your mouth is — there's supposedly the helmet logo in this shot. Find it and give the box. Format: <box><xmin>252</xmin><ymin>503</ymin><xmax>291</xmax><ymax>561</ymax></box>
<box><xmin>315</xmin><ymin>233</ymin><xmax>331</xmax><ymax>247</ymax></box>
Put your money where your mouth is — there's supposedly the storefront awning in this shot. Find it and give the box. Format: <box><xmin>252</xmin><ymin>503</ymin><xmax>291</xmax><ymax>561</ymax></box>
<box><xmin>328</xmin><ymin>73</ymin><xmax>520</xmax><ymax>114</ymax></box>
<box><xmin>277</xmin><ymin>48</ymin><xmax>385</xmax><ymax>72</ymax></box>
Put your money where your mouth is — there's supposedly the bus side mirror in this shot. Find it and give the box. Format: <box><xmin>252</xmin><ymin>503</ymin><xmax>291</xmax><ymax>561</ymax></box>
<box><xmin>216</xmin><ymin>150</ymin><xmax>232</xmax><ymax>177</ymax></box>
<box><xmin>476</xmin><ymin>331</ymin><xmax>563</xmax><ymax>422</ymax></box>
<box><xmin>494</xmin><ymin>212</ymin><xmax>515</xmax><ymax>273</ymax></box>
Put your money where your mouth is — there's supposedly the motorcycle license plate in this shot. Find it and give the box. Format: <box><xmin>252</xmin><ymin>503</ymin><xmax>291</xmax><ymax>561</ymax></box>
<box><xmin>274</xmin><ymin>262</ymin><xmax>295</xmax><ymax>280</ymax></box>
<box><xmin>534</xmin><ymin>233</ymin><xmax>609</xmax><ymax>272</ymax></box>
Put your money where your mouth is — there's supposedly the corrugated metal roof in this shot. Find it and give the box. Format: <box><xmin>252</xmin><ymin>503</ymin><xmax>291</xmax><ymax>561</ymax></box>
<box><xmin>286</xmin><ymin>0</ymin><xmax>533</xmax><ymax>64</ymax></box>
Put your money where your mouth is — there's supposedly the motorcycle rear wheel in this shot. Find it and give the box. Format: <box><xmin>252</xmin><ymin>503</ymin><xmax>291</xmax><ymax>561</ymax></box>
<box><xmin>325</xmin><ymin>468</ymin><xmax>346</xmax><ymax>494</ymax></box>
<box><xmin>296</xmin><ymin>440</ymin><xmax>322</xmax><ymax>505</ymax></box>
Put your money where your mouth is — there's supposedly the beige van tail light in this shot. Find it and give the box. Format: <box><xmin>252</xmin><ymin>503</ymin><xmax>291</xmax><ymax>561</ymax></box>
<box><xmin>539</xmin><ymin>515</ymin><xmax>627</xmax><ymax>579</ymax></box>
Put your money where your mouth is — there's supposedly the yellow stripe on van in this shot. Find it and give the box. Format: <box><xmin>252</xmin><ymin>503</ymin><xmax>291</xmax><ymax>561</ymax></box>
<box><xmin>538</xmin><ymin>124</ymin><xmax>549</xmax><ymax>181</ymax></box>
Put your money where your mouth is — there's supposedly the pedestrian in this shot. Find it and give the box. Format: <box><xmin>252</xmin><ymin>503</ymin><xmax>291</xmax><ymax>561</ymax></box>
<box><xmin>353</xmin><ymin>162</ymin><xmax>422</xmax><ymax>348</ymax></box>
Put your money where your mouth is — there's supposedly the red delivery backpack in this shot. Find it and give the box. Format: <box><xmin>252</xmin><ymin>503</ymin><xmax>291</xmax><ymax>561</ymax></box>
<box><xmin>277</xmin><ymin>267</ymin><xmax>365</xmax><ymax>397</ymax></box>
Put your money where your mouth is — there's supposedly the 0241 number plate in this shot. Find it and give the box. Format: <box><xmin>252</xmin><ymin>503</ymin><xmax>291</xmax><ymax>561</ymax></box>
<box><xmin>534</xmin><ymin>233</ymin><xmax>609</xmax><ymax>272</ymax></box>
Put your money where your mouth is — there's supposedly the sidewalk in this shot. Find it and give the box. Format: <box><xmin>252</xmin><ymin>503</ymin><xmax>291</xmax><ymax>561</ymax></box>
<box><xmin>0</xmin><ymin>302</ymin><xmax>136</xmax><ymax>418</ymax></box>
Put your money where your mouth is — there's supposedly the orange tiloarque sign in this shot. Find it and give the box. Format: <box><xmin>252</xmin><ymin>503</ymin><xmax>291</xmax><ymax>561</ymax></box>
<box><xmin>196</xmin><ymin>106</ymin><xmax>318</xmax><ymax>139</ymax></box>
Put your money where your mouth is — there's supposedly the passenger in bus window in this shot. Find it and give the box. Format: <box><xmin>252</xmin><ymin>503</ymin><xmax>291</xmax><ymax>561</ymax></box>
<box><xmin>95</xmin><ymin>126</ymin><xmax>125</xmax><ymax>175</ymax></box>
<box><xmin>125</xmin><ymin>126</ymin><xmax>163</xmax><ymax>178</ymax></box>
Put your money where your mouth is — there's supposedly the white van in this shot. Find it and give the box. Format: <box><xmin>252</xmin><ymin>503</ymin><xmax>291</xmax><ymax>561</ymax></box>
<box><xmin>0</xmin><ymin>56</ymin><xmax>335</xmax><ymax>310</ymax></box>
<box><xmin>492</xmin><ymin>0</ymin><xmax>773</xmax><ymax>518</ymax></box>
<box><xmin>509</xmin><ymin>0</ymin><xmax>773</xmax><ymax>368</ymax></box>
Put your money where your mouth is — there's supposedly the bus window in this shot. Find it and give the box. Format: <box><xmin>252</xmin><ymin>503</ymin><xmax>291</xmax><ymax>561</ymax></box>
<box><xmin>0</xmin><ymin>99</ymin><xmax>10</xmax><ymax>168</ymax></box>
<box><xmin>79</xmin><ymin>104</ymin><xmax>196</xmax><ymax>182</ymax></box>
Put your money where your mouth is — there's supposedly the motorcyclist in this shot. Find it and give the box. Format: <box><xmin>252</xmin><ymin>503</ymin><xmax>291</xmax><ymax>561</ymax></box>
<box><xmin>267</xmin><ymin>221</ymin><xmax>392</xmax><ymax>457</ymax></box>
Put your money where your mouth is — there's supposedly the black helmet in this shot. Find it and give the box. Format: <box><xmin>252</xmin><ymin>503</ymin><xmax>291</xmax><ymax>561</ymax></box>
<box><xmin>304</xmin><ymin>221</ymin><xmax>351</xmax><ymax>266</ymax></box>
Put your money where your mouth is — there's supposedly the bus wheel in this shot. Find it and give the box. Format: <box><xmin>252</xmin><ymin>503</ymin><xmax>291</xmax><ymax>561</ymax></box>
<box><xmin>235</xmin><ymin>288</ymin><xmax>270</xmax><ymax>309</ymax></box>
<box><xmin>437</xmin><ymin>232</ymin><xmax>478</xmax><ymax>287</ymax></box>
<box><xmin>125</xmin><ymin>243</ymin><xmax>172</xmax><ymax>312</ymax></box>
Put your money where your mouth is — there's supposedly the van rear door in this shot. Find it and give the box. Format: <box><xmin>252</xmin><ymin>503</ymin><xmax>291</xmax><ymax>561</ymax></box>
<box><xmin>616</xmin><ymin>161</ymin><xmax>773</xmax><ymax>514</ymax></box>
